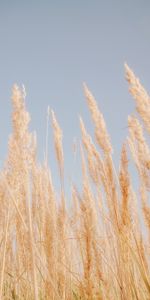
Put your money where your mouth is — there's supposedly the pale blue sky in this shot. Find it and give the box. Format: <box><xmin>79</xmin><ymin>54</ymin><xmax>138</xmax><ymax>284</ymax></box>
<box><xmin>0</xmin><ymin>0</ymin><xmax>150</xmax><ymax>190</ymax></box>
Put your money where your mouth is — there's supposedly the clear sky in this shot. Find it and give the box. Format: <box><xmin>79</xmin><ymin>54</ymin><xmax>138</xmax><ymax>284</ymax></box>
<box><xmin>0</xmin><ymin>0</ymin><xmax>150</xmax><ymax>191</ymax></box>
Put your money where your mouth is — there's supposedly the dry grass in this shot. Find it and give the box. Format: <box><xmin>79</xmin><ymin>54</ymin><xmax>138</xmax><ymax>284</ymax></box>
<box><xmin>0</xmin><ymin>65</ymin><xmax>150</xmax><ymax>299</ymax></box>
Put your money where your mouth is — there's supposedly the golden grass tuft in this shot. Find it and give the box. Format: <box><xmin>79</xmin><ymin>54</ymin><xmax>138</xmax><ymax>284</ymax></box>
<box><xmin>0</xmin><ymin>65</ymin><xmax>150</xmax><ymax>299</ymax></box>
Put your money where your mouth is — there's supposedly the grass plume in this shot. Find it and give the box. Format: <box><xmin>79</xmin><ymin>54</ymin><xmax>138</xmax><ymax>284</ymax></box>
<box><xmin>0</xmin><ymin>65</ymin><xmax>150</xmax><ymax>299</ymax></box>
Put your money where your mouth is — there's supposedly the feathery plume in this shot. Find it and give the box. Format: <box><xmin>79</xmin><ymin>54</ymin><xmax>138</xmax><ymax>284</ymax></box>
<box><xmin>83</xmin><ymin>83</ymin><xmax>112</xmax><ymax>154</ymax></box>
<box><xmin>51</xmin><ymin>110</ymin><xmax>64</xmax><ymax>180</ymax></box>
<box><xmin>125</xmin><ymin>63</ymin><xmax>150</xmax><ymax>134</ymax></box>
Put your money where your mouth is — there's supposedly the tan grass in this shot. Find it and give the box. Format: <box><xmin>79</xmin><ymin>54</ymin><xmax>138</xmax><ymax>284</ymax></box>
<box><xmin>0</xmin><ymin>65</ymin><xmax>150</xmax><ymax>299</ymax></box>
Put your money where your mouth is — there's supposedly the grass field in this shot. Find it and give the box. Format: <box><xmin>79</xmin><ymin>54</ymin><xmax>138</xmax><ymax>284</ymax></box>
<box><xmin>0</xmin><ymin>65</ymin><xmax>150</xmax><ymax>299</ymax></box>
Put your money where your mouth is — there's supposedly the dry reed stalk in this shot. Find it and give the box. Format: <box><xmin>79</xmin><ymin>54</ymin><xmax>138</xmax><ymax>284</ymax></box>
<box><xmin>4</xmin><ymin>85</ymin><xmax>36</xmax><ymax>209</ymax></box>
<box><xmin>56</xmin><ymin>192</ymin><xmax>71</xmax><ymax>299</ymax></box>
<box><xmin>80</xmin><ymin>110</ymin><xmax>119</xmax><ymax>234</ymax></box>
<box><xmin>102</xmin><ymin>155</ymin><xmax>120</xmax><ymax>233</ymax></box>
<box><xmin>26</xmin><ymin>169</ymin><xmax>38</xmax><ymax>300</ymax></box>
<box><xmin>51</xmin><ymin>110</ymin><xmax>64</xmax><ymax>184</ymax></box>
<box><xmin>45</xmin><ymin>106</ymin><xmax>50</xmax><ymax>166</ymax></box>
<box><xmin>119</xmin><ymin>143</ymin><xmax>131</xmax><ymax>227</ymax></box>
<box><xmin>125</xmin><ymin>63</ymin><xmax>150</xmax><ymax>134</ymax></box>
<box><xmin>80</xmin><ymin>111</ymin><xmax>121</xmax><ymax>293</ymax></box>
<box><xmin>0</xmin><ymin>204</ymin><xmax>10</xmax><ymax>299</ymax></box>
<box><xmin>50</xmin><ymin>110</ymin><xmax>67</xmax><ymax>283</ymax></box>
<box><xmin>77</xmin><ymin>145</ymin><xmax>104</xmax><ymax>298</ymax></box>
<box><xmin>128</xmin><ymin>116</ymin><xmax>150</xmax><ymax>234</ymax></box>
<box><xmin>140</xmin><ymin>184</ymin><xmax>150</xmax><ymax>236</ymax></box>
<box><xmin>80</xmin><ymin>117</ymin><xmax>103</xmax><ymax>185</ymax></box>
<box><xmin>83</xmin><ymin>83</ymin><xmax>112</xmax><ymax>154</ymax></box>
<box><xmin>41</xmin><ymin>167</ymin><xmax>59</xmax><ymax>298</ymax></box>
<box><xmin>128</xmin><ymin>116</ymin><xmax>150</xmax><ymax>170</ymax></box>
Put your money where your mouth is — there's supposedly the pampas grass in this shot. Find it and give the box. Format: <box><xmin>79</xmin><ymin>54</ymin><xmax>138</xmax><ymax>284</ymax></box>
<box><xmin>0</xmin><ymin>65</ymin><xmax>150</xmax><ymax>299</ymax></box>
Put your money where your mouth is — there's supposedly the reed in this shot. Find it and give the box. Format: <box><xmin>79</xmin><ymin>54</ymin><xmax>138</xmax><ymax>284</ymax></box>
<box><xmin>0</xmin><ymin>65</ymin><xmax>150</xmax><ymax>299</ymax></box>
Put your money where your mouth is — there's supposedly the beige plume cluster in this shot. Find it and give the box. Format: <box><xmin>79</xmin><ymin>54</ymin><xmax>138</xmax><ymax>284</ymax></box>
<box><xmin>0</xmin><ymin>65</ymin><xmax>150</xmax><ymax>299</ymax></box>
